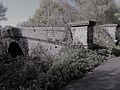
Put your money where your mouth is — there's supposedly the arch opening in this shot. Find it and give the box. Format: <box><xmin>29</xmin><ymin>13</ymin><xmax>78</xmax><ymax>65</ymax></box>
<box><xmin>8</xmin><ymin>42</ymin><xmax>24</xmax><ymax>58</ymax></box>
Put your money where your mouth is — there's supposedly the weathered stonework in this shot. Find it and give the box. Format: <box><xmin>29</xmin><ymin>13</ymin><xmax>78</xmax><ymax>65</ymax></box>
<box><xmin>116</xmin><ymin>23</ymin><xmax>120</xmax><ymax>45</ymax></box>
<box><xmin>93</xmin><ymin>24</ymin><xmax>120</xmax><ymax>48</ymax></box>
<box><xmin>20</xmin><ymin>27</ymin><xmax>67</xmax><ymax>55</ymax></box>
<box><xmin>0</xmin><ymin>26</ymin><xmax>28</xmax><ymax>56</ymax></box>
<box><xmin>69</xmin><ymin>21</ymin><xmax>96</xmax><ymax>49</ymax></box>
<box><xmin>93</xmin><ymin>26</ymin><xmax>115</xmax><ymax>48</ymax></box>
<box><xmin>100</xmin><ymin>24</ymin><xmax>117</xmax><ymax>43</ymax></box>
<box><xmin>19</xmin><ymin>21</ymin><xmax>97</xmax><ymax>55</ymax></box>
<box><xmin>0</xmin><ymin>21</ymin><xmax>119</xmax><ymax>57</ymax></box>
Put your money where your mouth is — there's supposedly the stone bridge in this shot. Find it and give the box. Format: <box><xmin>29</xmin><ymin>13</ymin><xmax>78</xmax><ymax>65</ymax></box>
<box><xmin>0</xmin><ymin>21</ymin><xmax>119</xmax><ymax>57</ymax></box>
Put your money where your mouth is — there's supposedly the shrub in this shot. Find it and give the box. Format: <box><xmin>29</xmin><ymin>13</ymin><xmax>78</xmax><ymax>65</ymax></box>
<box><xmin>0</xmin><ymin>54</ymin><xmax>25</xmax><ymax>89</ymax></box>
<box><xmin>97</xmin><ymin>48</ymin><xmax>112</xmax><ymax>57</ymax></box>
<box><xmin>46</xmin><ymin>47</ymin><xmax>107</xmax><ymax>90</ymax></box>
<box><xmin>111</xmin><ymin>46</ymin><xmax>120</xmax><ymax>57</ymax></box>
<box><xmin>26</xmin><ymin>56</ymin><xmax>54</xmax><ymax>73</ymax></box>
<box><xmin>47</xmin><ymin>58</ymin><xmax>85</xmax><ymax>90</ymax></box>
<box><xmin>0</xmin><ymin>46</ymin><xmax>111</xmax><ymax>90</ymax></box>
<box><xmin>0</xmin><ymin>53</ymin><xmax>53</xmax><ymax>90</ymax></box>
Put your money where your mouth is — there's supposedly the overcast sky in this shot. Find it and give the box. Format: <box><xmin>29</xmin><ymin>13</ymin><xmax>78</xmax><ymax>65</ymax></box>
<box><xmin>1</xmin><ymin>0</ymin><xmax>40</xmax><ymax>26</ymax></box>
<box><xmin>1</xmin><ymin>0</ymin><xmax>120</xmax><ymax>26</ymax></box>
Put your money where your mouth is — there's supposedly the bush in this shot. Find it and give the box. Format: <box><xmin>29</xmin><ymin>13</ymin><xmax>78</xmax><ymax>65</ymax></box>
<box><xmin>47</xmin><ymin>58</ymin><xmax>85</xmax><ymax>90</ymax></box>
<box><xmin>26</xmin><ymin>56</ymin><xmax>54</xmax><ymax>73</ymax></box>
<box><xmin>0</xmin><ymin>46</ymin><xmax>111</xmax><ymax>90</ymax></box>
<box><xmin>0</xmin><ymin>53</ymin><xmax>53</xmax><ymax>90</ymax></box>
<box><xmin>111</xmin><ymin>46</ymin><xmax>120</xmax><ymax>57</ymax></box>
<box><xmin>46</xmin><ymin>47</ymin><xmax>107</xmax><ymax>90</ymax></box>
<box><xmin>0</xmin><ymin>54</ymin><xmax>25</xmax><ymax>89</ymax></box>
<box><xmin>97</xmin><ymin>48</ymin><xmax>112</xmax><ymax>57</ymax></box>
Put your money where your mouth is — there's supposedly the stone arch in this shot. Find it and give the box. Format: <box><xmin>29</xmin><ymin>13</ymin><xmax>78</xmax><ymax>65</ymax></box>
<box><xmin>8</xmin><ymin>42</ymin><xmax>24</xmax><ymax>58</ymax></box>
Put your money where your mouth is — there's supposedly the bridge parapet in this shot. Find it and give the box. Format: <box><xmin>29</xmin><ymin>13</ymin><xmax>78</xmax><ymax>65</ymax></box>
<box><xmin>0</xmin><ymin>21</ymin><xmax>120</xmax><ymax>56</ymax></box>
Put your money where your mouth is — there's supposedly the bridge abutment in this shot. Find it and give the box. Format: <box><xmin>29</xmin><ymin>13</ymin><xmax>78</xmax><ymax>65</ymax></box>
<box><xmin>0</xmin><ymin>26</ymin><xmax>28</xmax><ymax>57</ymax></box>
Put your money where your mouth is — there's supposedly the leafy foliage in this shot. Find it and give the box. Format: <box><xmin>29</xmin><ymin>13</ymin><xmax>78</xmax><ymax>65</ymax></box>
<box><xmin>0</xmin><ymin>54</ymin><xmax>25</xmax><ymax>89</ymax></box>
<box><xmin>74</xmin><ymin>0</ymin><xmax>118</xmax><ymax>24</ymax></box>
<box><xmin>0</xmin><ymin>2</ymin><xmax>7</xmax><ymax>21</ymax></box>
<box><xmin>46</xmin><ymin>47</ymin><xmax>108</xmax><ymax>90</ymax></box>
<box><xmin>0</xmin><ymin>46</ymin><xmax>114</xmax><ymax>90</ymax></box>
<box><xmin>0</xmin><ymin>54</ymin><xmax>53</xmax><ymax>90</ymax></box>
<box><xmin>20</xmin><ymin>0</ymin><xmax>118</xmax><ymax>27</ymax></box>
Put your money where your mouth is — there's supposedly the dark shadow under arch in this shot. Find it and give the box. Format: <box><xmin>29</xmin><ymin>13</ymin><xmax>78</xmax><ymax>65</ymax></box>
<box><xmin>8</xmin><ymin>42</ymin><xmax>23</xmax><ymax>58</ymax></box>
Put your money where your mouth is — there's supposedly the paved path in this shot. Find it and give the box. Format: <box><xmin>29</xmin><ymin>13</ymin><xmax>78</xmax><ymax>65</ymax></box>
<box><xmin>62</xmin><ymin>57</ymin><xmax>120</xmax><ymax>90</ymax></box>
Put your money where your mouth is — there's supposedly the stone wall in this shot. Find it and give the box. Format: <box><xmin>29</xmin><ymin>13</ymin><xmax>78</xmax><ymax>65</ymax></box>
<box><xmin>19</xmin><ymin>21</ymin><xmax>119</xmax><ymax>55</ymax></box>
<box><xmin>100</xmin><ymin>24</ymin><xmax>117</xmax><ymax>43</ymax></box>
<box><xmin>116</xmin><ymin>25</ymin><xmax>120</xmax><ymax>41</ymax></box>
<box><xmin>0</xmin><ymin>26</ymin><xmax>28</xmax><ymax>56</ymax></box>
<box><xmin>20</xmin><ymin>27</ymin><xmax>66</xmax><ymax>55</ymax></box>
<box><xmin>19</xmin><ymin>21</ymin><xmax>96</xmax><ymax>55</ymax></box>
<box><xmin>93</xmin><ymin>26</ymin><xmax>115</xmax><ymax>48</ymax></box>
<box><xmin>28</xmin><ymin>40</ymin><xmax>63</xmax><ymax>55</ymax></box>
<box><xmin>0</xmin><ymin>21</ymin><xmax>119</xmax><ymax>56</ymax></box>
<box><xmin>69</xmin><ymin>21</ymin><xmax>96</xmax><ymax>49</ymax></box>
<box><xmin>93</xmin><ymin>24</ymin><xmax>120</xmax><ymax>48</ymax></box>
<box><xmin>20</xmin><ymin>27</ymin><xmax>66</xmax><ymax>42</ymax></box>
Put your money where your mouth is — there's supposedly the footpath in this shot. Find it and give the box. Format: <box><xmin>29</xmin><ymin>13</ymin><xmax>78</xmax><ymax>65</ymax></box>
<box><xmin>62</xmin><ymin>57</ymin><xmax>120</xmax><ymax>90</ymax></box>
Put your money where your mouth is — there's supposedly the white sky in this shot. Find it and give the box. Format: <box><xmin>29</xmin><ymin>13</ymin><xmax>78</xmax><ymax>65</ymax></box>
<box><xmin>1</xmin><ymin>0</ymin><xmax>40</xmax><ymax>26</ymax></box>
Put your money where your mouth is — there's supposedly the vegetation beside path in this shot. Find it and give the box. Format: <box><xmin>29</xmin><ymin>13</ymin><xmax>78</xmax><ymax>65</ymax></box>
<box><xmin>0</xmin><ymin>45</ymin><xmax>120</xmax><ymax>90</ymax></box>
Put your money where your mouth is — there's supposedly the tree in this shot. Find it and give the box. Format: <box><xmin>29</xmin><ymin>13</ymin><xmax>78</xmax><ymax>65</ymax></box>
<box><xmin>20</xmin><ymin>0</ymin><xmax>118</xmax><ymax>27</ymax></box>
<box><xmin>0</xmin><ymin>2</ymin><xmax>7</xmax><ymax>22</ymax></box>
<box><xmin>20</xmin><ymin>0</ymin><xmax>80</xmax><ymax>27</ymax></box>
<box><xmin>74</xmin><ymin>0</ymin><xmax>118</xmax><ymax>24</ymax></box>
